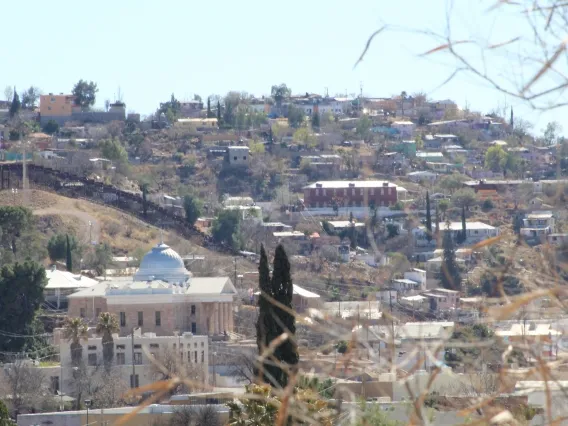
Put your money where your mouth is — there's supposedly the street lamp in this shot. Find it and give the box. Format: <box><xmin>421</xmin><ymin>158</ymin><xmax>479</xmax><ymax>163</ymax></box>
<box><xmin>88</xmin><ymin>221</ymin><xmax>93</xmax><ymax>245</ymax></box>
<box><xmin>11</xmin><ymin>188</ymin><xmax>17</xmax><ymax>204</ymax></box>
<box><xmin>84</xmin><ymin>399</ymin><xmax>92</xmax><ymax>425</ymax></box>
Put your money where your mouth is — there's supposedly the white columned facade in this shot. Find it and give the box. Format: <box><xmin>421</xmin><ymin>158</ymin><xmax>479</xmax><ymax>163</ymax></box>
<box><xmin>214</xmin><ymin>303</ymin><xmax>219</xmax><ymax>334</ymax></box>
<box><xmin>228</xmin><ymin>302</ymin><xmax>234</xmax><ymax>332</ymax></box>
<box><xmin>219</xmin><ymin>302</ymin><xmax>225</xmax><ymax>334</ymax></box>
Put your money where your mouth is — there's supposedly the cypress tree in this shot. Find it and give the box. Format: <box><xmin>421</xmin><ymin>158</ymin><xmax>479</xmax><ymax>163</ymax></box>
<box><xmin>216</xmin><ymin>100</ymin><xmax>222</xmax><ymax>125</ymax></box>
<box><xmin>271</xmin><ymin>244</ymin><xmax>298</xmax><ymax>388</ymax></box>
<box><xmin>255</xmin><ymin>244</ymin><xmax>277</xmax><ymax>384</ymax></box>
<box><xmin>440</xmin><ymin>222</ymin><xmax>462</xmax><ymax>291</ymax></box>
<box><xmin>460</xmin><ymin>205</ymin><xmax>467</xmax><ymax>244</ymax></box>
<box><xmin>9</xmin><ymin>89</ymin><xmax>21</xmax><ymax>117</ymax></box>
<box><xmin>435</xmin><ymin>204</ymin><xmax>440</xmax><ymax>244</ymax></box>
<box><xmin>66</xmin><ymin>234</ymin><xmax>73</xmax><ymax>272</ymax></box>
<box><xmin>207</xmin><ymin>97</ymin><xmax>213</xmax><ymax>118</ymax></box>
<box><xmin>425</xmin><ymin>191</ymin><xmax>432</xmax><ymax>242</ymax></box>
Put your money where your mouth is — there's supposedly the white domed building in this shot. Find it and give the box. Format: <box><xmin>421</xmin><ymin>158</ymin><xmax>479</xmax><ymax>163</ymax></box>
<box><xmin>68</xmin><ymin>242</ymin><xmax>237</xmax><ymax>337</ymax></box>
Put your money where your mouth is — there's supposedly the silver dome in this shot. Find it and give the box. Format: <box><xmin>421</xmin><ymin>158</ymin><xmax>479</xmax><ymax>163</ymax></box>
<box><xmin>134</xmin><ymin>243</ymin><xmax>191</xmax><ymax>283</ymax></box>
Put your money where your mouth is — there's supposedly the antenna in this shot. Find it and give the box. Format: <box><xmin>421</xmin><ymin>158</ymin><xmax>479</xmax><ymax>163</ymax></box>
<box><xmin>117</xmin><ymin>86</ymin><xmax>123</xmax><ymax>102</ymax></box>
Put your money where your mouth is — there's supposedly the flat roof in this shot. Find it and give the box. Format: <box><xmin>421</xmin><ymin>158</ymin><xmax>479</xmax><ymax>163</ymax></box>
<box><xmin>417</xmin><ymin>221</ymin><xmax>496</xmax><ymax>232</ymax></box>
<box><xmin>304</xmin><ymin>180</ymin><xmax>401</xmax><ymax>189</ymax></box>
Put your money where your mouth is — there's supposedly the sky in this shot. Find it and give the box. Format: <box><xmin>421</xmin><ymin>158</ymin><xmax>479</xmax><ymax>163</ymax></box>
<box><xmin>1</xmin><ymin>0</ymin><xmax>566</xmax><ymax>135</ymax></box>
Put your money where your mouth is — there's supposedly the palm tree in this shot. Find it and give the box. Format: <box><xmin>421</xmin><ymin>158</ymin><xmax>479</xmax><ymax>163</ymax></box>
<box><xmin>400</xmin><ymin>91</ymin><xmax>408</xmax><ymax>117</ymax></box>
<box><xmin>62</xmin><ymin>317</ymin><xmax>88</xmax><ymax>367</ymax></box>
<box><xmin>96</xmin><ymin>312</ymin><xmax>119</xmax><ymax>372</ymax></box>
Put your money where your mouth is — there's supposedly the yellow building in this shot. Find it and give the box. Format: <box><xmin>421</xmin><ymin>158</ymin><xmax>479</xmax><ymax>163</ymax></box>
<box><xmin>175</xmin><ymin>118</ymin><xmax>218</xmax><ymax>129</ymax></box>
<box><xmin>40</xmin><ymin>94</ymin><xmax>76</xmax><ymax>118</ymax></box>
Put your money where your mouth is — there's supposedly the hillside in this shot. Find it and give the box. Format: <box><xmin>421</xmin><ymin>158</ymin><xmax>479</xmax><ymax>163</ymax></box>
<box><xmin>0</xmin><ymin>189</ymin><xmax>255</xmax><ymax>279</ymax></box>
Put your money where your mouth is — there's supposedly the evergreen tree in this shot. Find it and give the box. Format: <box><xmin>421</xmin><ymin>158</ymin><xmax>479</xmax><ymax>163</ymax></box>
<box><xmin>435</xmin><ymin>204</ymin><xmax>440</xmax><ymax>243</ymax></box>
<box><xmin>206</xmin><ymin>97</ymin><xmax>213</xmax><ymax>118</ymax></box>
<box><xmin>425</xmin><ymin>191</ymin><xmax>432</xmax><ymax>242</ymax></box>
<box><xmin>9</xmin><ymin>89</ymin><xmax>21</xmax><ymax>118</ymax></box>
<box><xmin>311</xmin><ymin>111</ymin><xmax>320</xmax><ymax>129</ymax></box>
<box><xmin>65</xmin><ymin>234</ymin><xmax>73</xmax><ymax>272</ymax></box>
<box><xmin>440</xmin><ymin>223</ymin><xmax>462</xmax><ymax>291</ymax></box>
<box><xmin>256</xmin><ymin>245</ymin><xmax>277</xmax><ymax>384</ymax></box>
<box><xmin>271</xmin><ymin>244</ymin><xmax>298</xmax><ymax>387</ymax></box>
<box><xmin>459</xmin><ymin>205</ymin><xmax>467</xmax><ymax>244</ymax></box>
<box><xmin>140</xmin><ymin>183</ymin><xmax>148</xmax><ymax>217</ymax></box>
<box><xmin>510</xmin><ymin>107</ymin><xmax>514</xmax><ymax>127</ymax></box>
<box><xmin>268</xmin><ymin>127</ymin><xmax>273</xmax><ymax>143</ymax></box>
<box><xmin>255</xmin><ymin>245</ymin><xmax>298</xmax><ymax>388</ymax></box>
<box><xmin>216</xmin><ymin>100</ymin><xmax>222</xmax><ymax>125</ymax></box>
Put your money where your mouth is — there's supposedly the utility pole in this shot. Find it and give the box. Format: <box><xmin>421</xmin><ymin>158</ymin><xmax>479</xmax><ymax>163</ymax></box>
<box><xmin>131</xmin><ymin>328</ymin><xmax>136</xmax><ymax>388</ymax></box>
<box><xmin>234</xmin><ymin>257</ymin><xmax>238</xmax><ymax>288</ymax></box>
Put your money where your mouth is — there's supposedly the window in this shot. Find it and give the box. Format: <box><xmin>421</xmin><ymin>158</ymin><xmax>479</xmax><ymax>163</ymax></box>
<box><xmin>188</xmin><ymin>351</ymin><xmax>192</xmax><ymax>362</ymax></box>
<box><xmin>201</xmin><ymin>351</ymin><xmax>204</xmax><ymax>363</ymax></box>
<box><xmin>194</xmin><ymin>342</ymin><xmax>197</xmax><ymax>348</ymax></box>
<box><xmin>47</xmin><ymin>106</ymin><xmax>52</xmax><ymax>111</ymax></box>
<box><xmin>50</xmin><ymin>376</ymin><xmax>60</xmax><ymax>394</ymax></box>
<box><xmin>50</xmin><ymin>97</ymin><xmax>55</xmax><ymax>102</ymax></box>
<box><xmin>134</xmin><ymin>344</ymin><xmax>142</xmax><ymax>349</ymax></box>
<box><xmin>191</xmin><ymin>305</ymin><xmax>196</xmax><ymax>315</ymax></box>
<box><xmin>194</xmin><ymin>351</ymin><xmax>198</xmax><ymax>363</ymax></box>
<box><xmin>116</xmin><ymin>344</ymin><xmax>125</xmax><ymax>350</ymax></box>
<box><xmin>88</xmin><ymin>345</ymin><xmax>97</xmax><ymax>351</ymax></box>
<box><xmin>191</xmin><ymin>322</ymin><xmax>197</xmax><ymax>333</ymax></box>
<box><xmin>88</xmin><ymin>353</ymin><xmax>97</xmax><ymax>366</ymax></box>
<box><xmin>155</xmin><ymin>311</ymin><xmax>161</xmax><ymax>327</ymax></box>
<box><xmin>233</xmin><ymin>156</ymin><xmax>237</xmax><ymax>161</ymax></box>
<box><xmin>138</xmin><ymin>311</ymin><xmax>143</xmax><ymax>326</ymax></box>
<box><xmin>201</xmin><ymin>341</ymin><xmax>204</xmax><ymax>347</ymax></box>
<box><xmin>150</xmin><ymin>343</ymin><xmax>159</xmax><ymax>349</ymax></box>
<box><xmin>116</xmin><ymin>353</ymin><xmax>125</xmax><ymax>365</ymax></box>
<box><xmin>133</xmin><ymin>352</ymin><xmax>142</xmax><ymax>365</ymax></box>
<box><xmin>130</xmin><ymin>374</ymin><xmax>139</xmax><ymax>388</ymax></box>
<box><xmin>243</xmin><ymin>156</ymin><xmax>247</xmax><ymax>160</ymax></box>
<box><xmin>120</xmin><ymin>312</ymin><xmax>126</xmax><ymax>327</ymax></box>
<box><xmin>96</xmin><ymin>308</ymin><xmax>101</xmax><ymax>318</ymax></box>
<box><xmin>80</xmin><ymin>308</ymin><xmax>85</xmax><ymax>318</ymax></box>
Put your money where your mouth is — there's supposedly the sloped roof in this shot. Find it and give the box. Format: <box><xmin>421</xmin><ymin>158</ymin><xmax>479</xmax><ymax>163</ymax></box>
<box><xmin>45</xmin><ymin>269</ymin><xmax>98</xmax><ymax>290</ymax></box>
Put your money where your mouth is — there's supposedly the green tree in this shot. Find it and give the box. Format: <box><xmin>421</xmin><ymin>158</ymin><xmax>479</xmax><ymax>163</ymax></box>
<box><xmin>0</xmin><ymin>206</ymin><xmax>34</xmax><ymax>256</ymax></box>
<box><xmin>96</xmin><ymin>312</ymin><xmax>119</xmax><ymax>373</ymax></box>
<box><xmin>42</xmin><ymin>120</ymin><xmax>59</xmax><ymax>135</ymax></box>
<box><xmin>140</xmin><ymin>183</ymin><xmax>149</xmax><ymax>217</ymax></box>
<box><xmin>62</xmin><ymin>317</ymin><xmax>88</xmax><ymax>367</ymax></box>
<box><xmin>287</xmin><ymin>104</ymin><xmax>305</xmax><ymax>128</ymax></box>
<box><xmin>484</xmin><ymin>145</ymin><xmax>508</xmax><ymax>172</ymax></box>
<box><xmin>440</xmin><ymin>224</ymin><xmax>462</xmax><ymax>291</ymax></box>
<box><xmin>356</xmin><ymin>114</ymin><xmax>372</xmax><ymax>140</ymax></box>
<box><xmin>451</xmin><ymin>188</ymin><xmax>477</xmax><ymax>209</ymax></box>
<box><xmin>255</xmin><ymin>245</ymin><xmax>277</xmax><ymax>383</ymax></box>
<box><xmin>425</xmin><ymin>191</ymin><xmax>432</xmax><ymax>242</ymax></box>
<box><xmin>227</xmin><ymin>384</ymin><xmax>278</xmax><ymax>425</ymax></box>
<box><xmin>444</xmin><ymin>324</ymin><xmax>503</xmax><ymax>370</ymax></box>
<box><xmin>356</xmin><ymin>401</ymin><xmax>402</xmax><ymax>426</ymax></box>
<box><xmin>206</xmin><ymin>97</ymin><xmax>213</xmax><ymax>118</ymax></box>
<box><xmin>72</xmin><ymin>80</ymin><xmax>98</xmax><ymax>109</ymax></box>
<box><xmin>400</xmin><ymin>90</ymin><xmax>407</xmax><ymax>117</ymax></box>
<box><xmin>20</xmin><ymin>86</ymin><xmax>41</xmax><ymax>110</ymax></box>
<box><xmin>435</xmin><ymin>204</ymin><xmax>440</xmax><ymax>241</ymax></box>
<box><xmin>0</xmin><ymin>399</ymin><xmax>14</xmax><ymax>425</ymax></box>
<box><xmin>386</xmin><ymin>224</ymin><xmax>399</xmax><ymax>239</ymax></box>
<box><xmin>66</xmin><ymin>234</ymin><xmax>73</xmax><ymax>272</ymax></box>
<box><xmin>212</xmin><ymin>210</ymin><xmax>243</xmax><ymax>251</ymax></box>
<box><xmin>255</xmin><ymin>245</ymin><xmax>298</xmax><ymax>388</ymax></box>
<box><xmin>216</xmin><ymin>100</ymin><xmax>222</xmax><ymax>125</ymax></box>
<box><xmin>271</xmin><ymin>84</ymin><xmax>291</xmax><ymax>111</ymax></box>
<box><xmin>183</xmin><ymin>194</ymin><xmax>203</xmax><ymax>226</ymax></box>
<box><xmin>99</xmin><ymin>138</ymin><xmax>127</xmax><ymax>163</ymax></box>
<box><xmin>0</xmin><ymin>261</ymin><xmax>47</xmax><ymax>355</ymax></box>
<box><xmin>270</xmin><ymin>245</ymin><xmax>298</xmax><ymax>388</ymax></box>
<box><xmin>437</xmin><ymin>173</ymin><xmax>468</xmax><ymax>194</ymax></box>
<box><xmin>9</xmin><ymin>90</ymin><xmax>20</xmax><ymax>118</ymax></box>
<box><xmin>47</xmin><ymin>233</ymin><xmax>79</xmax><ymax>263</ymax></box>
<box><xmin>311</xmin><ymin>111</ymin><xmax>320</xmax><ymax>130</ymax></box>
<box><xmin>293</xmin><ymin>127</ymin><xmax>317</xmax><ymax>148</ymax></box>
<box><xmin>543</xmin><ymin>121</ymin><xmax>562</xmax><ymax>146</ymax></box>
<box><xmin>438</xmin><ymin>198</ymin><xmax>449</xmax><ymax>220</ymax></box>
<box><xmin>457</xmin><ymin>205</ymin><xmax>467</xmax><ymax>244</ymax></box>
<box><xmin>92</xmin><ymin>243</ymin><xmax>113</xmax><ymax>276</ymax></box>
<box><xmin>158</xmin><ymin>93</ymin><xmax>181</xmax><ymax>122</ymax></box>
